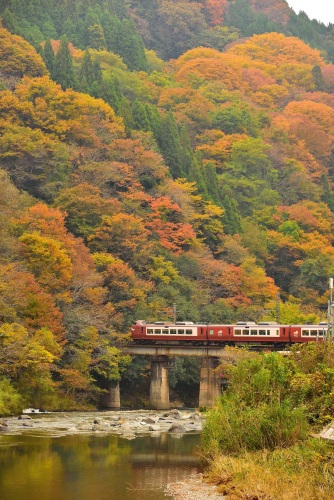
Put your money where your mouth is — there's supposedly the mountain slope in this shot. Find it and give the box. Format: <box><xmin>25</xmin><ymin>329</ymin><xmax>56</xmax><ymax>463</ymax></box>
<box><xmin>1</xmin><ymin>0</ymin><xmax>334</xmax><ymax>408</ymax></box>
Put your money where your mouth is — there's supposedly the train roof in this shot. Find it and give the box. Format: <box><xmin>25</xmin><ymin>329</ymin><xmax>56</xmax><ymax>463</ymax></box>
<box><xmin>134</xmin><ymin>320</ymin><xmax>329</xmax><ymax>327</ymax></box>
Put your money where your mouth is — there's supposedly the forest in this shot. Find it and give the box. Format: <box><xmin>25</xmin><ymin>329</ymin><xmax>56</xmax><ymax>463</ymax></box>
<box><xmin>1</xmin><ymin>0</ymin><xmax>334</xmax><ymax>411</ymax></box>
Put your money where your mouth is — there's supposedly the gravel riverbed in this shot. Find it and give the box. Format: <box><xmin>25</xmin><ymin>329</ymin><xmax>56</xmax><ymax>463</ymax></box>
<box><xmin>0</xmin><ymin>408</ymin><xmax>204</xmax><ymax>437</ymax></box>
<box><xmin>165</xmin><ymin>474</ymin><xmax>224</xmax><ymax>499</ymax></box>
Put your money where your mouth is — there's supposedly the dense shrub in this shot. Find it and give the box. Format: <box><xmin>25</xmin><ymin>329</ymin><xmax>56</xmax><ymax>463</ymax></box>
<box><xmin>202</xmin><ymin>350</ymin><xmax>313</xmax><ymax>455</ymax></box>
<box><xmin>0</xmin><ymin>378</ymin><xmax>23</xmax><ymax>416</ymax></box>
<box><xmin>203</xmin><ymin>396</ymin><xmax>308</xmax><ymax>454</ymax></box>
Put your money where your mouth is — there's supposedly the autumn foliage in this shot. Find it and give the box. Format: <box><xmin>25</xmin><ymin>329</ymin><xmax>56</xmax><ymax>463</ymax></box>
<box><xmin>0</xmin><ymin>1</ymin><xmax>334</xmax><ymax>410</ymax></box>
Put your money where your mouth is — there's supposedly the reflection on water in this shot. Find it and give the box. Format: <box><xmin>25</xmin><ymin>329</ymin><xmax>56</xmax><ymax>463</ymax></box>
<box><xmin>0</xmin><ymin>432</ymin><xmax>201</xmax><ymax>500</ymax></box>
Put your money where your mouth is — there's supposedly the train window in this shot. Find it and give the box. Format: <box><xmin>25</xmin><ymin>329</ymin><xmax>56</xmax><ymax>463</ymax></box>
<box><xmin>154</xmin><ymin>329</ymin><xmax>161</xmax><ymax>334</ymax></box>
<box><xmin>250</xmin><ymin>329</ymin><xmax>257</xmax><ymax>336</ymax></box>
<box><xmin>302</xmin><ymin>330</ymin><xmax>309</xmax><ymax>337</ymax></box>
<box><xmin>147</xmin><ymin>329</ymin><xmax>153</xmax><ymax>334</ymax></box>
<box><xmin>170</xmin><ymin>329</ymin><xmax>176</xmax><ymax>335</ymax></box>
<box><xmin>319</xmin><ymin>331</ymin><xmax>324</xmax><ymax>336</ymax></box>
<box><xmin>209</xmin><ymin>330</ymin><xmax>214</xmax><ymax>335</ymax></box>
<box><xmin>186</xmin><ymin>329</ymin><xmax>193</xmax><ymax>335</ymax></box>
<box><xmin>259</xmin><ymin>329</ymin><xmax>266</xmax><ymax>335</ymax></box>
<box><xmin>267</xmin><ymin>330</ymin><xmax>271</xmax><ymax>335</ymax></box>
<box><xmin>234</xmin><ymin>329</ymin><xmax>242</xmax><ymax>335</ymax></box>
<box><xmin>276</xmin><ymin>330</ymin><xmax>279</xmax><ymax>336</ymax></box>
<box><xmin>243</xmin><ymin>330</ymin><xmax>249</xmax><ymax>335</ymax></box>
<box><xmin>177</xmin><ymin>329</ymin><xmax>185</xmax><ymax>335</ymax></box>
<box><xmin>162</xmin><ymin>329</ymin><xmax>168</xmax><ymax>334</ymax></box>
<box><xmin>310</xmin><ymin>330</ymin><xmax>318</xmax><ymax>336</ymax></box>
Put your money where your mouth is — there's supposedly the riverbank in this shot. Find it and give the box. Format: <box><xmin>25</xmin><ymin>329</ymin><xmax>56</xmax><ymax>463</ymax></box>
<box><xmin>4</xmin><ymin>410</ymin><xmax>332</xmax><ymax>499</ymax></box>
<box><xmin>165</xmin><ymin>474</ymin><xmax>224</xmax><ymax>499</ymax></box>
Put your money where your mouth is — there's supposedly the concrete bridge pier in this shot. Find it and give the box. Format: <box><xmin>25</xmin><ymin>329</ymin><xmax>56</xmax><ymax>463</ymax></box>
<box><xmin>199</xmin><ymin>357</ymin><xmax>221</xmax><ymax>408</ymax></box>
<box><xmin>150</xmin><ymin>356</ymin><xmax>170</xmax><ymax>409</ymax></box>
<box><xmin>100</xmin><ymin>380</ymin><xmax>121</xmax><ymax>409</ymax></box>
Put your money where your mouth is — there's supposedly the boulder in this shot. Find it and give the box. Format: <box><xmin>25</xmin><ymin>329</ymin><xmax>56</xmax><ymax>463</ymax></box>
<box><xmin>149</xmin><ymin>424</ymin><xmax>161</xmax><ymax>431</ymax></box>
<box><xmin>110</xmin><ymin>416</ymin><xmax>121</xmax><ymax>422</ymax></box>
<box><xmin>142</xmin><ymin>417</ymin><xmax>156</xmax><ymax>424</ymax></box>
<box><xmin>189</xmin><ymin>413</ymin><xmax>201</xmax><ymax>421</ymax></box>
<box><xmin>184</xmin><ymin>423</ymin><xmax>202</xmax><ymax>432</ymax></box>
<box><xmin>163</xmin><ymin>409</ymin><xmax>180</xmax><ymax>418</ymax></box>
<box><xmin>76</xmin><ymin>423</ymin><xmax>93</xmax><ymax>431</ymax></box>
<box><xmin>93</xmin><ymin>422</ymin><xmax>111</xmax><ymax>432</ymax></box>
<box><xmin>168</xmin><ymin>423</ymin><xmax>186</xmax><ymax>433</ymax></box>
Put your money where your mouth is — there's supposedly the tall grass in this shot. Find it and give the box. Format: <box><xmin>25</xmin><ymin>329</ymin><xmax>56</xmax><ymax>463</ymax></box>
<box><xmin>205</xmin><ymin>439</ymin><xmax>334</xmax><ymax>500</ymax></box>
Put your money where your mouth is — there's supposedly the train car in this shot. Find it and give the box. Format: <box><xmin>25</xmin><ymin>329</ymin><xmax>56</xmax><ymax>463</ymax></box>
<box><xmin>226</xmin><ymin>321</ymin><xmax>286</xmax><ymax>347</ymax></box>
<box><xmin>131</xmin><ymin>320</ymin><xmax>207</xmax><ymax>343</ymax></box>
<box><xmin>223</xmin><ymin>322</ymin><xmax>326</xmax><ymax>347</ymax></box>
<box><xmin>131</xmin><ymin>320</ymin><xmax>329</xmax><ymax>347</ymax></box>
<box><xmin>287</xmin><ymin>323</ymin><xmax>327</xmax><ymax>343</ymax></box>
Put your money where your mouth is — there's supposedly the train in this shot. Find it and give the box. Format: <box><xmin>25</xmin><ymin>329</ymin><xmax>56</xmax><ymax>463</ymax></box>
<box><xmin>131</xmin><ymin>320</ymin><xmax>330</xmax><ymax>348</ymax></box>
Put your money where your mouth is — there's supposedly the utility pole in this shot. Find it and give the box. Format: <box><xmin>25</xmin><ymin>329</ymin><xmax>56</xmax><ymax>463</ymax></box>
<box><xmin>328</xmin><ymin>278</ymin><xmax>333</xmax><ymax>341</ymax></box>
<box><xmin>276</xmin><ymin>292</ymin><xmax>280</xmax><ymax>323</ymax></box>
<box><xmin>173</xmin><ymin>303</ymin><xmax>176</xmax><ymax>324</ymax></box>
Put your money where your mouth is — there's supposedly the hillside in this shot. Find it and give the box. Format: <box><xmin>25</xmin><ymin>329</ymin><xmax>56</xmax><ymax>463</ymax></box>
<box><xmin>1</xmin><ymin>0</ymin><xmax>334</xmax><ymax>409</ymax></box>
<box><xmin>1</xmin><ymin>0</ymin><xmax>333</xmax><ymax>61</ymax></box>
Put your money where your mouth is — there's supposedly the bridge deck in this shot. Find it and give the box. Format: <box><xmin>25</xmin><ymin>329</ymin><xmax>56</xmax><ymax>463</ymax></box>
<box><xmin>123</xmin><ymin>344</ymin><xmax>232</xmax><ymax>357</ymax></box>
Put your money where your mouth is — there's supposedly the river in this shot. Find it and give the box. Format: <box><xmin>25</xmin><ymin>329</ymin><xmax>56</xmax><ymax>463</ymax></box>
<box><xmin>0</xmin><ymin>412</ymin><xmax>202</xmax><ymax>500</ymax></box>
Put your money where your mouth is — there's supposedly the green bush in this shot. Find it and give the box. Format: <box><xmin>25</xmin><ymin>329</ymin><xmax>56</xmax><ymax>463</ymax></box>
<box><xmin>202</xmin><ymin>350</ymin><xmax>310</xmax><ymax>455</ymax></box>
<box><xmin>203</xmin><ymin>397</ymin><xmax>308</xmax><ymax>455</ymax></box>
<box><xmin>0</xmin><ymin>378</ymin><xmax>23</xmax><ymax>416</ymax></box>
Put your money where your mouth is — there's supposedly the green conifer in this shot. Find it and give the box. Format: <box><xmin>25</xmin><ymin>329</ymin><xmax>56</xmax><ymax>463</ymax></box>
<box><xmin>2</xmin><ymin>8</ymin><xmax>21</xmax><ymax>35</ymax></box>
<box><xmin>132</xmin><ymin>99</ymin><xmax>150</xmax><ymax>131</ymax></box>
<box><xmin>42</xmin><ymin>19</ymin><xmax>57</xmax><ymax>40</ymax></box>
<box><xmin>188</xmin><ymin>154</ymin><xmax>208</xmax><ymax>196</ymax></box>
<box><xmin>79</xmin><ymin>49</ymin><xmax>94</xmax><ymax>91</ymax></box>
<box><xmin>101</xmin><ymin>12</ymin><xmax>120</xmax><ymax>51</ymax></box>
<box><xmin>158</xmin><ymin>112</ymin><xmax>185</xmax><ymax>179</ymax></box>
<box><xmin>312</xmin><ymin>65</ymin><xmax>326</xmax><ymax>91</ymax></box>
<box><xmin>87</xmin><ymin>23</ymin><xmax>106</xmax><ymax>50</ymax></box>
<box><xmin>113</xmin><ymin>19</ymin><xmax>148</xmax><ymax>71</ymax></box>
<box><xmin>53</xmin><ymin>35</ymin><xmax>77</xmax><ymax>90</ymax></box>
<box><xmin>220</xmin><ymin>187</ymin><xmax>242</xmax><ymax>235</ymax></box>
<box><xmin>99</xmin><ymin>77</ymin><xmax>120</xmax><ymax>113</ymax></box>
<box><xmin>320</xmin><ymin>173</ymin><xmax>334</xmax><ymax>211</ymax></box>
<box><xmin>43</xmin><ymin>39</ymin><xmax>55</xmax><ymax>77</ymax></box>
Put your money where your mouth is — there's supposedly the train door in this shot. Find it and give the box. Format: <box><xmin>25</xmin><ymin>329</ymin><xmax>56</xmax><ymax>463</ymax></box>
<box><xmin>199</xmin><ymin>326</ymin><xmax>208</xmax><ymax>341</ymax></box>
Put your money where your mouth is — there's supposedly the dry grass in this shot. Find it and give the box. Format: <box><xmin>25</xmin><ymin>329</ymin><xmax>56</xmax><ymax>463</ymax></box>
<box><xmin>204</xmin><ymin>439</ymin><xmax>334</xmax><ymax>499</ymax></box>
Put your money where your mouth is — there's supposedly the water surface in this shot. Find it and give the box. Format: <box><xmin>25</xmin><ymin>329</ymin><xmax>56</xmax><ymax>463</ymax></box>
<box><xmin>0</xmin><ymin>431</ymin><xmax>201</xmax><ymax>500</ymax></box>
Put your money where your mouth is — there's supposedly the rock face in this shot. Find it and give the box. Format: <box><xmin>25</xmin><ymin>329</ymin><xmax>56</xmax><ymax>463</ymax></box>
<box><xmin>1</xmin><ymin>410</ymin><xmax>205</xmax><ymax>437</ymax></box>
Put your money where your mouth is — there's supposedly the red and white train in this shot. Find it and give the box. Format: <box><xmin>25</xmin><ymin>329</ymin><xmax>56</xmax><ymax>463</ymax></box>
<box><xmin>131</xmin><ymin>320</ymin><xmax>329</xmax><ymax>348</ymax></box>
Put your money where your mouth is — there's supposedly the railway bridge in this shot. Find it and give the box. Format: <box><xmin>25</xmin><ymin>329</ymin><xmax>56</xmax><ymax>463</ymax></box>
<box><xmin>102</xmin><ymin>345</ymin><xmax>231</xmax><ymax>410</ymax></box>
